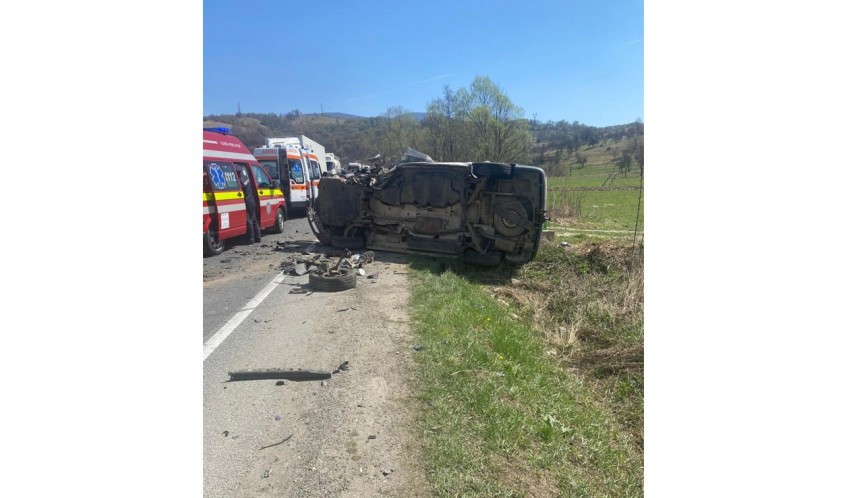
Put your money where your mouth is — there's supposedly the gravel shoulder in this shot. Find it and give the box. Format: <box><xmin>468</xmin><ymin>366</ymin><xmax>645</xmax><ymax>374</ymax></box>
<box><xmin>203</xmin><ymin>219</ymin><xmax>429</xmax><ymax>497</ymax></box>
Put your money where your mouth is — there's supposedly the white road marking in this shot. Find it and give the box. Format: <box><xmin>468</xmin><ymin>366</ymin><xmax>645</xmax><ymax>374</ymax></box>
<box><xmin>203</xmin><ymin>272</ymin><xmax>287</xmax><ymax>361</ymax></box>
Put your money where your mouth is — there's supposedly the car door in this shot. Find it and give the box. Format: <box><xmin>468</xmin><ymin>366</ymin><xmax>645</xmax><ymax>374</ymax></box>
<box><xmin>250</xmin><ymin>163</ymin><xmax>276</xmax><ymax>228</ymax></box>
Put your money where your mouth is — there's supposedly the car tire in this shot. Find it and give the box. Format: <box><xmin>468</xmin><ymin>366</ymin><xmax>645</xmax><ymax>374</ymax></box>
<box><xmin>331</xmin><ymin>234</ymin><xmax>366</xmax><ymax>249</ymax></box>
<box><xmin>204</xmin><ymin>227</ymin><xmax>225</xmax><ymax>257</ymax></box>
<box><xmin>463</xmin><ymin>249</ymin><xmax>504</xmax><ymax>267</ymax></box>
<box><xmin>309</xmin><ymin>269</ymin><xmax>357</xmax><ymax>292</ymax></box>
<box><xmin>306</xmin><ymin>207</ymin><xmax>332</xmax><ymax>245</ymax></box>
<box><xmin>472</xmin><ymin>162</ymin><xmax>514</xmax><ymax>179</ymax></box>
<box><xmin>270</xmin><ymin>207</ymin><xmax>286</xmax><ymax>233</ymax></box>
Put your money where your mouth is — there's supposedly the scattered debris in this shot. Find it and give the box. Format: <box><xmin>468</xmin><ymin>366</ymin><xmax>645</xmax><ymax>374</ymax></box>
<box><xmin>367</xmin><ymin>273</ymin><xmax>380</xmax><ymax>280</ymax></box>
<box><xmin>228</xmin><ymin>369</ymin><xmax>332</xmax><ymax>382</ymax></box>
<box><xmin>260</xmin><ymin>434</ymin><xmax>292</xmax><ymax>450</ymax></box>
<box><xmin>274</xmin><ymin>241</ymin><xmax>302</xmax><ymax>252</ymax></box>
<box><xmin>292</xmin><ymin>263</ymin><xmax>313</xmax><ymax>276</ymax></box>
<box><xmin>275</xmin><ymin>381</ymin><xmax>285</xmax><ymax>386</ymax></box>
<box><xmin>382</xmin><ymin>468</ymin><xmax>394</xmax><ymax>476</ymax></box>
<box><xmin>275</xmin><ymin>415</ymin><xmax>281</xmax><ymax>421</ymax></box>
<box><xmin>321</xmin><ymin>380</ymin><xmax>328</xmax><ymax>387</ymax></box>
<box><xmin>262</xmin><ymin>470</ymin><xmax>270</xmax><ymax>479</ymax></box>
<box><xmin>368</xmin><ymin>435</ymin><xmax>377</xmax><ymax>440</ymax></box>
<box><xmin>412</xmin><ymin>344</ymin><xmax>424</xmax><ymax>352</ymax></box>
<box><xmin>356</xmin><ymin>268</ymin><xmax>366</xmax><ymax>276</ymax></box>
<box><xmin>333</xmin><ymin>364</ymin><xmax>348</xmax><ymax>374</ymax></box>
<box><xmin>222</xmin><ymin>431</ymin><xmax>229</xmax><ymax>437</ymax></box>
<box><xmin>560</xmin><ymin>241</ymin><xmax>570</xmax><ymax>247</ymax></box>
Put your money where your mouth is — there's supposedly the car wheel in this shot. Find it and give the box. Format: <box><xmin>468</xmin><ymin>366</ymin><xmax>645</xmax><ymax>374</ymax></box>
<box><xmin>463</xmin><ymin>249</ymin><xmax>504</xmax><ymax>267</ymax></box>
<box><xmin>204</xmin><ymin>228</ymin><xmax>225</xmax><ymax>257</ymax></box>
<box><xmin>309</xmin><ymin>269</ymin><xmax>357</xmax><ymax>292</ymax></box>
<box><xmin>306</xmin><ymin>207</ymin><xmax>332</xmax><ymax>245</ymax></box>
<box><xmin>270</xmin><ymin>207</ymin><xmax>286</xmax><ymax>233</ymax></box>
<box><xmin>472</xmin><ymin>162</ymin><xmax>514</xmax><ymax>179</ymax></box>
<box><xmin>331</xmin><ymin>234</ymin><xmax>366</xmax><ymax>249</ymax></box>
<box><xmin>493</xmin><ymin>201</ymin><xmax>529</xmax><ymax>237</ymax></box>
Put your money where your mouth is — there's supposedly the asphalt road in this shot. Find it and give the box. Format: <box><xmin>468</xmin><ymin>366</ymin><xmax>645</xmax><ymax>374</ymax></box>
<box><xmin>203</xmin><ymin>214</ymin><xmax>317</xmax><ymax>342</ymax></box>
<box><xmin>202</xmin><ymin>215</ymin><xmax>428</xmax><ymax>497</ymax></box>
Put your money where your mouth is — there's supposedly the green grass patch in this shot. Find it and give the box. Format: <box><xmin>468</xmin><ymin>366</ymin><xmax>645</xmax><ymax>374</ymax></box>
<box><xmin>408</xmin><ymin>247</ymin><xmax>643</xmax><ymax>497</ymax></box>
<box><xmin>548</xmin><ymin>190</ymin><xmax>644</xmax><ymax>232</ymax></box>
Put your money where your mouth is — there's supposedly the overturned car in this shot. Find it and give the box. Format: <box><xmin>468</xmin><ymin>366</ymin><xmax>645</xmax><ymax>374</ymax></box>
<box><xmin>308</xmin><ymin>150</ymin><xmax>547</xmax><ymax>266</ymax></box>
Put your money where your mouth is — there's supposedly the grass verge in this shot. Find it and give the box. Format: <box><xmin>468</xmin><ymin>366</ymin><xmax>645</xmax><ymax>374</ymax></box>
<box><xmin>409</xmin><ymin>238</ymin><xmax>643</xmax><ymax>497</ymax></box>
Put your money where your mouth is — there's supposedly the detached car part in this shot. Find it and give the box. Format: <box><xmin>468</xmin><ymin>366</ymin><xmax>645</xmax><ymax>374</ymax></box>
<box><xmin>308</xmin><ymin>269</ymin><xmax>357</xmax><ymax>292</ymax></box>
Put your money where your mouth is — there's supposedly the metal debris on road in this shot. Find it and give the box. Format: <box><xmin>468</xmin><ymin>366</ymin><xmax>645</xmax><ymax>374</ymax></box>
<box><xmin>228</xmin><ymin>368</ymin><xmax>332</xmax><ymax>382</ymax></box>
<box><xmin>333</xmin><ymin>361</ymin><xmax>350</xmax><ymax>374</ymax></box>
<box><xmin>259</xmin><ymin>434</ymin><xmax>293</xmax><ymax>450</ymax></box>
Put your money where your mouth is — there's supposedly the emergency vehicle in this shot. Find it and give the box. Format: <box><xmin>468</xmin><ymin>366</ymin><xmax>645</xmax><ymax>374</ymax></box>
<box><xmin>203</xmin><ymin>128</ymin><xmax>287</xmax><ymax>256</ymax></box>
<box><xmin>254</xmin><ymin>137</ymin><xmax>324</xmax><ymax>211</ymax></box>
<box><xmin>324</xmin><ymin>152</ymin><xmax>341</xmax><ymax>174</ymax></box>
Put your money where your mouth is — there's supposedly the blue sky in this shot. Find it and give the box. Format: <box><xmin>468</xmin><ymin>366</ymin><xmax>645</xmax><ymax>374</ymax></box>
<box><xmin>204</xmin><ymin>0</ymin><xmax>643</xmax><ymax>126</ymax></box>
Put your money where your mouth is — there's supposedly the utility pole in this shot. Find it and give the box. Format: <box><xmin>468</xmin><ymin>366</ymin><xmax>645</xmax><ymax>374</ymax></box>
<box><xmin>320</xmin><ymin>103</ymin><xmax>324</xmax><ymax>116</ymax></box>
<box><xmin>237</xmin><ymin>101</ymin><xmax>242</xmax><ymax>116</ymax></box>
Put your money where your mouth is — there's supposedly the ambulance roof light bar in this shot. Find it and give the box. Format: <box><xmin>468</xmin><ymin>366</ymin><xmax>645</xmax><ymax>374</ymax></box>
<box><xmin>203</xmin><ymin>127</ymin><xmax>231</xmax><ymax>135</ymax></box>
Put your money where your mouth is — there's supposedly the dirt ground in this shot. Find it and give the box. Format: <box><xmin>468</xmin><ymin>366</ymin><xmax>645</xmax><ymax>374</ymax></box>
<box><xmin>203</xmin><ymin>221</ymin><xmax>430</xmax><ymax>497</ymax></box>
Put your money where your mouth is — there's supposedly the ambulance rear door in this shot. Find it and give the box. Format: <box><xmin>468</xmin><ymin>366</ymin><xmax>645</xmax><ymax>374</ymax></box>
<box><xmin>307</xmin><ymin>154</ymin><xmax>322</xmax><ymax>201</ymax></box>
<box><xmin>288</xmin><ymin>153</ymin><xmax>309</xmax><ymax>208</ymax></box>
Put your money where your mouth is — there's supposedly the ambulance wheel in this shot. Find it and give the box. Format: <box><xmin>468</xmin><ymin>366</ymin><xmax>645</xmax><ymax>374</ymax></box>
<box><xmin>270</xmin><ymin>207</ymin><xmax>286</xmax><ymax>233</ymax></box>
<box><xmin>204</xmin><ymin>228</ymin><xmax>225</xmax><ymax>257</ymax></box>
<box><xmin>309</xmin><ymin>270</ymin><xmax>357</xmax><ymax>292</ymax></box>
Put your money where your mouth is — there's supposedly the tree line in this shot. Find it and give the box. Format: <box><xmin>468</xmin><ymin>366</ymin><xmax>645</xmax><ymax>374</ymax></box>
<box><xmin>205</xmin><ymin>76</ymin><xmax>643</xmax><ymax>176</ymax></box>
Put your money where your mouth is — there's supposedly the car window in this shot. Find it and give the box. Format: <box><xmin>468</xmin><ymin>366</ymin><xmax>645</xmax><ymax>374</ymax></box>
<box><xmin>258</xmin><ymin>160</ymin><xmax>279</xmax><ymax>180</ymax></box>
<box><xmin>205</xmin><ymin>161</ymin><xmax>239</xmax><ymax>190</ymax></box>
<box><xmin>310</xmin><ymin>160</ymin><xmax>322</xmax><ymax>180</ymax></box>
<box><xmin>290</xmin><ymin>160</ymin><xmax>305</xmax><ymax>184</ymax></box>
<box><xmin>251</xmin><ymin>164</ymin><xmax>272</xmax><ymax>189</ymax></box>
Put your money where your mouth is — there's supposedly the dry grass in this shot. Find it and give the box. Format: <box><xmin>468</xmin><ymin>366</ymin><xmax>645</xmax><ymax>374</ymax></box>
<box><xmin>492</xmin><ymin>239</ymin><xmax>645</xmax><ymax>446</ymax></box>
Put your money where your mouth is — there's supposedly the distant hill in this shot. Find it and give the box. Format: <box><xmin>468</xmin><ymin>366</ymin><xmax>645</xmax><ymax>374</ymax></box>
<box><xmin>202</xmin><ymin>111</ymin><xmax>641</xmax><ymax>173</ymax></box>
<box><xmin>303</xmin><ymin>112</ymin><xmax>366</xmax><ymax>120</ymax></box>
<box><xmin>301</xmin><ymin>111</ymin><xmax>427</xmax><ymax>121</ymax></box>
